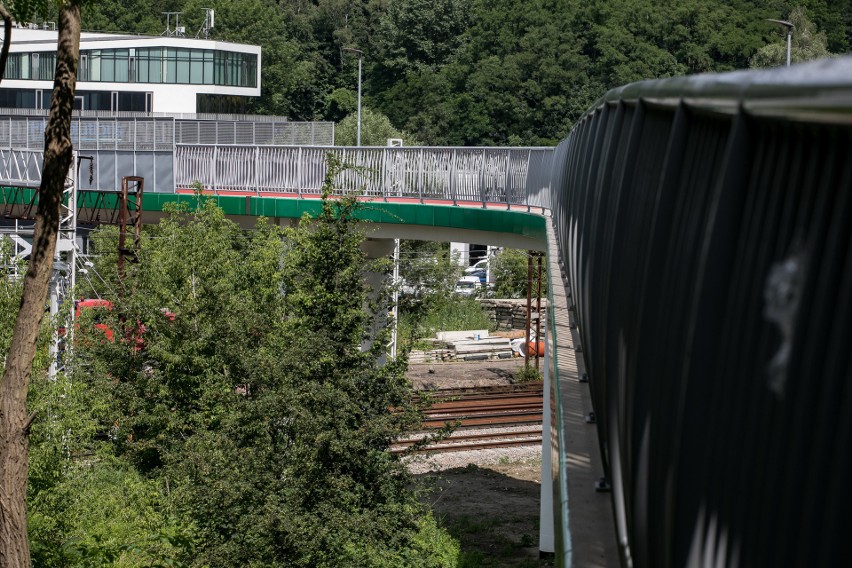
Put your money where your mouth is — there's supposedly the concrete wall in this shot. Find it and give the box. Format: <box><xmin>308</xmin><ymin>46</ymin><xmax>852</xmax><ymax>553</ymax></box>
<box><xmin>479</xmin><ymin>298</ymin><xmax>547</xmax><ymax>331</ymax></box>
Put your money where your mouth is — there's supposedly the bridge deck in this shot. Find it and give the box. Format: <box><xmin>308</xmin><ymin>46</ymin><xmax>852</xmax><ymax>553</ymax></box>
<box><xmin>546</xmin><ymin>217</ymin><xmax>619</xmax><ymax>567</ymax></box>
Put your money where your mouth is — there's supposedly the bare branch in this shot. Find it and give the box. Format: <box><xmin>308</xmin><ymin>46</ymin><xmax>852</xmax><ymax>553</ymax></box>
<box><xmin>21</xmin><ymin>413</ymin><xmax>36</xmax><ymax>435</ymax></box>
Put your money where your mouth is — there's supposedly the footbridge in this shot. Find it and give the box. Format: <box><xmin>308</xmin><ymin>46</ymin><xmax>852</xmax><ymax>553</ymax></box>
<box><xmin>3</xmin><ymin>56</ymin><xmax>852</xmax><ymax>567</ymax></box>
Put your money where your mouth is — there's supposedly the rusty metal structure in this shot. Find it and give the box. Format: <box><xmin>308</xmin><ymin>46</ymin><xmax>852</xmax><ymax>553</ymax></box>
<box><xmin>117</xmin><ymin>176</ymin><xmax>144</xmax><ymax>280</ymax></box>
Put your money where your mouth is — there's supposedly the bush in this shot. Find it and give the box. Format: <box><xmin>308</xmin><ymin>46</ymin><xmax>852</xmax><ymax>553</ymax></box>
<box><xmin>29</xmin><ymin>460</ymin><xmax>194</xmax><ymax>567</ymax></box>
<box><xmin>514</xmin><ymin>365</ymin><xmax>543</xmax><ymax>383</ymax></box>
<box><xmin>491</xmin><ymin>249</ymin><xmax>546</xmax><ymax>299</ymax></box>
<box><xmin>401</xmin><ymin>294</ymin><xmax>492</xmax><ymax>342</ymax></box>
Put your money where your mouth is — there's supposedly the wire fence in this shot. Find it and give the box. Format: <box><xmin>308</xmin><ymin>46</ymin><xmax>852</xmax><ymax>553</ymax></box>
<box><xmin>0</xmin><ymin>114</ymin><xmax>335</xmax><ymax>151</ymax></box>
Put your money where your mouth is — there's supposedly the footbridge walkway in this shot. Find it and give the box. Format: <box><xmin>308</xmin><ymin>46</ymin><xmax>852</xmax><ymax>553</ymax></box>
<box><xmin>3</xmin><ymin>57</ymin><xmax>852</xmax><ymax>567</ymax></box>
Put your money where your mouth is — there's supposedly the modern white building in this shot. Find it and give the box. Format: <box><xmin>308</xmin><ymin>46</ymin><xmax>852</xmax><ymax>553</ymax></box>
<box><xmin>1</xmin><ymin>26</ymin><xmax>261</xmax><ymax>114</ymax></box>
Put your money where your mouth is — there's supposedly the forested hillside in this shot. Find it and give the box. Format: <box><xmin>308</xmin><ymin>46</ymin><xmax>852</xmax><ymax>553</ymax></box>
<box><xmin>82</xmin><ymin>0</ymin><xmax>850</xmax><ymax>145</ymax></box>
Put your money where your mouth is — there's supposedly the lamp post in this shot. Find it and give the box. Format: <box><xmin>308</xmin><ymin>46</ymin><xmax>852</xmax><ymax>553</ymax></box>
<box><xmin>343</xmin><ymin>47</ymin><xmax>363</xmax><ymax>146</ymax></box>
<box><xmin>768</xmin><ymin>19</ymin><xmax>794</xmax><ymax>67</ymax></box>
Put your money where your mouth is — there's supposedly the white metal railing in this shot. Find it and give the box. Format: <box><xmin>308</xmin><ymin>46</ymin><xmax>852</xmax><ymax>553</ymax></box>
<box><xmin>175</xmin><ymin>145</ymin><xmax>555</xmax><ymax>208</ymax></box>
<box><xmin>0</xmin><ymin>149</ymin><xmax>42</xmax><ymax>186</ymax></box>
<box><xmin>0</xmin><ymin>145</ymin><xmax>556</xmax><ymax>209</ymax></box>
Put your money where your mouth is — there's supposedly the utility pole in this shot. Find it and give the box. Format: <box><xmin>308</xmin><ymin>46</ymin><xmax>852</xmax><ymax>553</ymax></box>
<box><xmin>342</xmin><ymin>47</ymin><xmax>363</xmax><ymax>146</ymax></box>
<box><xmin>390</xmin><ymin>238</ymin><xmax>400</xmax><ymax>360</ymax></box>
<box><xmin>49</xmin><ymin>151</ymin><xmax>79</xmax><ymax>381</ymax></box>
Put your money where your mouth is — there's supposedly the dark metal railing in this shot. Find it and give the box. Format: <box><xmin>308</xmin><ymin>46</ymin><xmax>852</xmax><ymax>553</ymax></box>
<box><xmin>548</xmin><ymin>56</ymin><xmax>852</xmax><ymax>568</ymax></box>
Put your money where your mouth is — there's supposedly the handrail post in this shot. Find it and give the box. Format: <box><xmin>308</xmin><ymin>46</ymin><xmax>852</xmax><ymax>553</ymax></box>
<box><xmin>480</xmin><ymin>148</ymin><xmax>486</xmax><ymax>208</ymax></box>
<box><xmin>255</xmin><ymin>146</ymin><xmax>260</xmax><ymax>196</ymax></box>
<box><xmin>418</xmin><ymin>148</ymin><xmax>424</xmax><ymax>204</ymax></box>
<box><xmin>297</xmin><ymin>146</ymin><xmax>303</xmax><ymax>198</ymax></box>
<box><xmin>382</xmin><ymin>147</ymin><xmax>388</xmax><ymax>201</ymax></box>
<box><xmin>527</xmin><ymin>148</ymin><xmax>532</xmax><ymax>213</ymax></box>
<box><xmin>212</xmin><ymin>145</ymin><xmax>218</xmax><ymax>194</ymax></box>
<box><xmin>505</xmin><ymin>149</ymin><xmax>512</xmax><ymax>210</ymax></box>
<box><xmin>451</xmin><ymin>149</ymin><xmax>457</xmax><ymax>206</ymax></box>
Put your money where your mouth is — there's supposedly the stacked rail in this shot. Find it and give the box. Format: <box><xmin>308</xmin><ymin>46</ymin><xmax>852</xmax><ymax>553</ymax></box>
<box><xmin>395</xmin><ymin>382</ymin><xmax>543</xmax><ymax>454</ymax></box>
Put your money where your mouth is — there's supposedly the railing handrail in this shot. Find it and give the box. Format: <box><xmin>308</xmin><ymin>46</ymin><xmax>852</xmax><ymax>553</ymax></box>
<box><xmin>587</xmin><ymin>55</ymin><xmax>852</xmax><ymax>118</ymax></box>
<box><xmin>174</xmin><ymin>143</ymin><xmax>554</xmax><ymax>150</ymax></box>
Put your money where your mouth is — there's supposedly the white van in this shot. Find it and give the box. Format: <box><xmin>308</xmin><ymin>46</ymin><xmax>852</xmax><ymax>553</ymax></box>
<box><xmin>454</xmin><ymin>275</ymin><xmax>481</xmax><ymax>296</ymax></box>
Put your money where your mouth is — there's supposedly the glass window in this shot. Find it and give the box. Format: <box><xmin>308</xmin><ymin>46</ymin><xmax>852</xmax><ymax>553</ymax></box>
<box><xmin>214</xmin><ymin>52</ymin><xmax>224</xmax><ymax>85</ymax></box>
<box><xmin>118</xmin><ymin>92</ymin><xmax>146</xmax><ymax>112</ymax></box>
<box><xmin>166</xmin><ymin>59</ymin><xmax>176</xmax><ymax>82</ymax></box>
<box><xmin>203</xmin><ymin>59</ymin><xmax>213</xmax><ymax>84</ymax></box>
<box><xmin>6</xmin><ymin>46</ymin><xmax>256</xmax><ymax>87</ymax></box>
<box><xmin>79</xmin><ymin>54</ymin><xmax>88</xmax><ymax>81</ymax></box>
<box><xmin>114</xmin><ymin>49</ymin><xmax>129</xmax><ymax>82</ymax></box>
<box><xmin>101</xmin><ymin>52</ymin><xmax>114</xmax><ymax>82</ymax></box>
<box><xmin>39</xmin><ymin>53</ymin><xmax>56</xmax><ymax>81</ymax></box>
<box><xmin>176</xmin><ymin>49</ymin><xmax>190</xmax><ymax>83</ymax></box>
<box><xmin>6</xmin><ymin>54</ymin><xmax>24</xmax><ymax>79</ymax></box>
<box><xmin>89</xmin><ymin>50</ymin><xmax>100</xmax><ymax>81</ymax></box>
<box><xmin>152</xmin><ymin>57</ymin><xmax>163</xmax><ymax>83</ymax></box>
<box><xmin>19</xmin><ymin>90</ymin><xmax>35</xmax><ymax>108</ymax></box>
<box><xmin>137</xmin><ymin>58</ymin><xmax>148</xmax><ymax>83</ymax></box>
<box><xmin>190</xmin><ymin>50</ymin><xmax>204</xmax><ymax>84</ymax></box>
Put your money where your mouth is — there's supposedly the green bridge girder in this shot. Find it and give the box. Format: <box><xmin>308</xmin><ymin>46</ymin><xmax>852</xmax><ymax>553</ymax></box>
<box><xmin>1</xmin><ymin>186</ymin><xmax>547</xmax><ymax>248</ymax></box>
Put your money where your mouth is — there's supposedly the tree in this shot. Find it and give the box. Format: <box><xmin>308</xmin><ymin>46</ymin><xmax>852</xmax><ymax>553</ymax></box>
<box><xmin>335</xmin><ymin>106</ymin><xmax>421</xmax><ymax>146</ymax></box>
<box><xmin>70</xmin><ymin>161</ymin><xmax>449</xmax><ymax>566</ymax></box>
<box><xmin>750</xmin><ymin>6</ymin><xmax>832</xmax><ymax>68</ymax></box>
<box><xmin>0</xmin><ymin>238</ymin><xmax>25</xmax><ymax>365</ymax></box>
<box><xmin>370</xmin><ymin>0</ymin><xmax>470</xmax><ymax>90</ymax></box>
<box><xmin>491</xmin><ymin>248</ymin><xmax>546</xmax><ymax>299</ymax></box>
<box><xmin>0</xmin><ymin>1</ymin><xmax>84</xmax><ymax>565</ymax></box>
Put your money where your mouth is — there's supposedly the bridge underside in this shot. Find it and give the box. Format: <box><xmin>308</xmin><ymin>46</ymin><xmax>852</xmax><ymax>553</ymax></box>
<box><xmin>1</xmin><ymin>187</ymin><xmax>547</xmax><ymax>251</ymax></box>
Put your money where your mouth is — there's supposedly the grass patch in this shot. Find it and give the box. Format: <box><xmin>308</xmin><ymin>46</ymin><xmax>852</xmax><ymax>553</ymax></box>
<box><xmin>400</xmin><ymin>294</ymin><xmax>492</xmax><ymax>345</ymax></box>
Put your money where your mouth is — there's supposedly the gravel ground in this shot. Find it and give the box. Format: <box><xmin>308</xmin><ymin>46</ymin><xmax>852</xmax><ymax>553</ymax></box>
<box><xmin>405</xmin><ymin>443</ymin><xmax>543</xmax><ymax>474</ymax></box>
<box><xmin>402</xmin><ymin>425</ymin><xmax>543</xmax><ymax>474</ymax></box>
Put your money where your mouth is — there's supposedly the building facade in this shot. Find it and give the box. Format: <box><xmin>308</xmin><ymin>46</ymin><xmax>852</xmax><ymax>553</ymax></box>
<box><xmin>1</xmin><ymin>26</ymin><xmax>261</xmax><ymax>114</ymax></box>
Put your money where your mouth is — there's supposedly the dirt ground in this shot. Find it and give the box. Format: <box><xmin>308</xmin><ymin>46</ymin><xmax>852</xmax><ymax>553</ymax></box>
<box><xmin>407</xmin><ymin>360</ymin><xmax>552</xmax><ymax>567</ymax></box>
<box><xmin>416</xmin><ymin>461</ymin><xmax>552</xmax><ymax>567</ymax></box>
<box><xmin>407</xmin><ymin>359</ymin><xmax>528</xmax><ymax>390</ymax></box>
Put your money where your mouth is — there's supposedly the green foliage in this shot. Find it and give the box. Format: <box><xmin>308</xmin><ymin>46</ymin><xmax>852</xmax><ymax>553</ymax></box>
<box><xmin>370</xmin><ymin>0</ymin><xmax>471</xmax><ymax>88</ymax></box>
<box><xmin>26</xmin><ymin>306</ymin><xmax>191</xmax><ymax>567</ymax></box>
<box><xmin>77</xmin><ymin>1</ymin><xmax>852</xmax><ymax>142</ymax></box>
<box><xmin>399</xmin><ymin>240</ymin><xmax>460</xmax><ymax>299</ymax></box>
<box><xmin>57</xmin><ymin>158</ymin><xmax>452</xmax><ymax>566</ymax></box>
<box><xmin>29</xmin><ymin>459</ymin><xmax>194</xmax><ymax>567</ymax></box>
<box><xmin>401</xmin><ymin>295</ymin><xmax>491</xmax><ymax>340</ymax></box>
<box><xmin>335</xmin><ymin>106</ymin><xmax>421</xmax><ymax>146</ymax></box>
<box><xmin>514</xmin><ymin>365</ymin><xmax>542</xmax><ymax>383</ymax></box>
<box><xmin>491</xmin><ymin>249</ymin><xmax>547</xmax><ymax>300</ymax></box>
<box><xmin>0</xmin><ymin>236</ymin><xmax>25</xmax><ymax>360</ymax></box>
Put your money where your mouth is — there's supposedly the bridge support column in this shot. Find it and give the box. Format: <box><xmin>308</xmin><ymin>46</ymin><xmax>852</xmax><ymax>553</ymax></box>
<box><xmin>450</xmin><ymin>242</ymin><xmax>469</xmax><ymax>266</ymax></box>
<box><xmin>361</xmin><ymin>238</ymin><xmax>397</xmax><ymax>365</ymax></box>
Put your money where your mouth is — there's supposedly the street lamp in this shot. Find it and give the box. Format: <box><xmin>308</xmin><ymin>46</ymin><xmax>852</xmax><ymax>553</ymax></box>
<box><xmin>768</xmin><ymin>19</ymin><xmax>794</xmax><ymax>67</ymax></box>
<box><xmin>342</xmin><ymin>47</ymin><xmax>363</xmax><ymax>146</ymax></box>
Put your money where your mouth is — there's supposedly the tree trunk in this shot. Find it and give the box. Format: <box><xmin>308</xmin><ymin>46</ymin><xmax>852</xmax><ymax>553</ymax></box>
<box><xmin>0</xmin><ymin>5</ymin><xmax>12</xmax><ymax>83</ymax></box>
<box><xmin>0</xmin><ymin>3</ymin><xmax>81</xmax><ymax>566</ymax></box>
